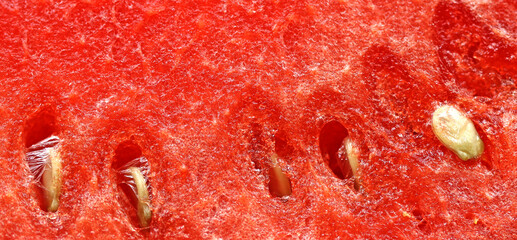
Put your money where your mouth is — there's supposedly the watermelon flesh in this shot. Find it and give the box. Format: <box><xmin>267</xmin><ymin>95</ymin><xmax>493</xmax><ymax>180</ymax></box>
<box><xmin>1</xmin><ymin>0</ymin><xmax>517</xmax><ymax>239</ymax></box>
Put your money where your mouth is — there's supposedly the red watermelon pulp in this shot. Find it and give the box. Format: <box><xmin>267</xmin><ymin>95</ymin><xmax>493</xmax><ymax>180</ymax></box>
<box><xmin>1</xmin><ymin>0</ymin><xmax>517</xmax><ymax>239</ymax></box>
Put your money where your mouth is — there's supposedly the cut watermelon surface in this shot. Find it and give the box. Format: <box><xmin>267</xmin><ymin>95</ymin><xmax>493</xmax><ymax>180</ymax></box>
<box><xmin>1</xmin><ymin>0</ymin><xmax>517</xmax><ymax>239</ymax></box>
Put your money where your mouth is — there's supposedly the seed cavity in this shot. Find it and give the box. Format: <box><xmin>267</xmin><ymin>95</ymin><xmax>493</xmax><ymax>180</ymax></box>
<box><xmin>411</xmin><ymin>209</ymin><xmax>429</xmax><ymax>232</ymax></box>
<box><xmin>26</xmin><ymin>136</ymin><xmax>62</xmax><ymax>212</ymax></box>
<box><xmin>24</xmin><ymin>107</ymin><xmax>62</xmax><ymax>212</ymax></box>
<box><xmin>248</xmin><ymin>124</ymin><xmax>294</xmax><ymax>198</ymax></box>
<box><xmin>24</xmin><ymin>107</ymin><xmax>58</xmax><ymax>148</ymax></box>
<box><xmin>114</xmin><ymin>140</ymin><xmax>152</xmax><ymax>228</ymax></box>
<box><xmin>319</xmin><ymin>120</ymin><xmax>362</xmax><ymax>182</ymax></box>
<box><xmin>268</xmin><ymin>154</ymin><xmax>292</xmax><ymax>198</ymax></box>
<box><xmin>274</xmin><ymin>130</ymin><xmax>294</xmax><ymax>160</ymax></box>
<box><xmin>319</xmin><ymin>121</ymin><xmax>350</xmax><ymax>179</ymax></box>
<box><xmin>432</xmin><ymin>105</ymin><xmax>484</xmax><ymax>161</ymax></box>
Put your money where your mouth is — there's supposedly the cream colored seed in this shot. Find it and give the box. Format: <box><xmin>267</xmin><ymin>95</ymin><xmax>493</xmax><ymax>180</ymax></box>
<box><xmin>129</xmin><ymin>167</ymin><xmax>152</xmax><ymax>228</ymax></box>
<box><xmin>42</xmin><ymin>147</ymin><xmax>62</xmax><ymax>212</ymax></box>
<box><xmin>341</xmin><ymin>137</ymin><xmax>361</xmax><ymax>190</ymax></box>
<box><xmin>432</xmin><ymin>105</ymin><xmax>484</xmax><ymax>161</ymax></box>
<box><xmin>343</xmin><ymin>137</ymin><xmax>360</xmax><ymax>177</ymax></box>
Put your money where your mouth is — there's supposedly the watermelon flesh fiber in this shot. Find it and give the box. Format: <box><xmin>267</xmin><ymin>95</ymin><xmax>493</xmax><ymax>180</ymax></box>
<box><xmin>0</xmin><ymin>0</ymin><xmax>517</xmax><ymax>239</ymax></box>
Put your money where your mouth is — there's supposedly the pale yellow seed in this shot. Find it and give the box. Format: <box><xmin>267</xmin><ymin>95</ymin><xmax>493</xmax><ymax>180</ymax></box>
<box><xmin>42</xmin><ymin>148</ymin><xmax>62</xmax><ymax>212</ymax></box>
<box><xmin>402</xmin><ymin>211</ymin><xmax>412</xmax><ymax>218</ymax></box>
<box><xmin>129</xmin><ymin>167</ymin><xmax>152</xmax><ymax>228</ymax></box>
<box><xmin>432</xmin><ymin>105</ymin><xmax>484</xmax><ymax>161</ymax></box>
<box><xmin>343</xmin><ymin>137</ymin><xmax>360</xmax><ymax>177</ymax></box>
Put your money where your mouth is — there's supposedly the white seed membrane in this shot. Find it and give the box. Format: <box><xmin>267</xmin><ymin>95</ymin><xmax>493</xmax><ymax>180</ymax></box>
<box><xmin>432</xmin><ymin>105</ymin><xmax>484</xmax><ymax>161</ymax></box>
<box><xmin>120</xmin><ymin>158</ymin><xmax>152</xmax><ymax>228</ymax></box>
<box><xmin>26</xmin><ymin>136</ymin><xmax>62</xmax><ymax>212</ymax></box>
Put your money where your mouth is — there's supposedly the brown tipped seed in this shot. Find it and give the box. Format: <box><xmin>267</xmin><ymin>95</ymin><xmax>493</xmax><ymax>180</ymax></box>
<box><xmin>42</xmin><ymin>147</ymin><xmax>62</xmax><ymax>212</ymax></box>
<box><xmin>129</xmin><ymin>167</ymin><xmax>152</xmax><ymax>228</ymax></box>
<box><xmin>269</xmin><ymin>166</ymin><xmax>292</xmax><ymax>197</ymax></box>
<box><xmin>432</xmin><ymin>105</ymin><xmax>484</xmax><ymax>161</ymax></box>
<box><xmin>268</xmin><ymin>154</ymin><xmax>292</xmax><ymax>197</ymax></box>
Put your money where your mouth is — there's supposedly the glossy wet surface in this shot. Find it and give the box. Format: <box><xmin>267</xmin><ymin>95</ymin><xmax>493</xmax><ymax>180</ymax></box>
<box><xmin>0</xmin><ymin>0</ymin><xmax>516</xmax><ymax>239</ymax></box>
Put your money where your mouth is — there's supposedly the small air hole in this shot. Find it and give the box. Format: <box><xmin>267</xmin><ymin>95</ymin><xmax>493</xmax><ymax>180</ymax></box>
<box><xmin>274</xmin><ymin>130</ymin><xmax>293</xmax><ymax>159</ymax></box>
<box><xmin>412</xmin><ymin>209</ymin><xmax>424</xmax><ymax>221</ymax></box>
<box><xmin>24</xmin><ymin>107</ymin><xmax>57</xmax><ymax>148</ymax></box>
<box><xmin>248</xmin><ymin>122</ymin><xmax>268</xmax><ymax>171</ymax></box>
<box><xmin>467</xmin><ymin>41</ymin><xmax>480</xmax><ymax>64</ymax></box>
<box><xmin>319</xmin><ymin>120</ymin><xmax>351</xmax><ymax>179</ymax></box>
<box><xmin>412</xmin><ymin>209</ymin><xmax>429</xmax><ymax>232</ymax></box>
<box><xmin>418</xmin><ymin>220</ymin><xmax>429</xmax><ymax>231</ymax></box>
<box><xmin>113</xmin><ymin>140</ymin><xmax>143</xmax><ymax>170</ymax></box>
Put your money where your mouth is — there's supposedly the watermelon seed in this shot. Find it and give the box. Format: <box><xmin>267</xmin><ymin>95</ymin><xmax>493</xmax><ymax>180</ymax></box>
<box><xmin>319</xmin><ymin>120</ymin><xmax>360</xmax><ymax>187</ymax></box>
<box><xmin>114</xmin><ymin>140</ymin><xmax>153</xmax><ymax>228</ymax></box>
<box><xmin>127</xmin><ymin>166</ymin><xmax>152</xmax><ymax>228</ymax></box>
<box><xmin>338</xmin><ymin>137</ymin><xmax>361</xmax><ymax>189</ymax></box>
<box><xmin>248</xmin><ymin>125</ymin><xmax>293</xmax><ymax>198</ymax></box>
<box><xmin>42</xmin><ymin>145</ymin><xmax>62</xmax><ymax>212</ymax></box>
<box><xmin>24</xmin><ymin>107</ymin><xmax>62</xmax><ymax>212</ymax></box>
<box><xmin>268</xmin><ymin>154</ymin><xmax>292</xmax><ymax>198</ymax></box>
<box><xmin>432</xmin><ymin>105</ymin><xmax>484</xmax><ymax>161</ymax></box>
<box><xmin>26</xmin><ymin>136</ymin><xmax>62</xmax><ymax>212</ymax></box>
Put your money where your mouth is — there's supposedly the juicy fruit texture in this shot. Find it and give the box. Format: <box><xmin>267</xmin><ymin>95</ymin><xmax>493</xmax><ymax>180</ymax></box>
<box><xmin>0</xmin><ymin>0</ymin><xmax>517</xmax><ymax>239</ymax></box>
<box><xmin>432</xmin><ymin>105</ymin><xmax>484</xmax><ymax>161</ymax></box>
